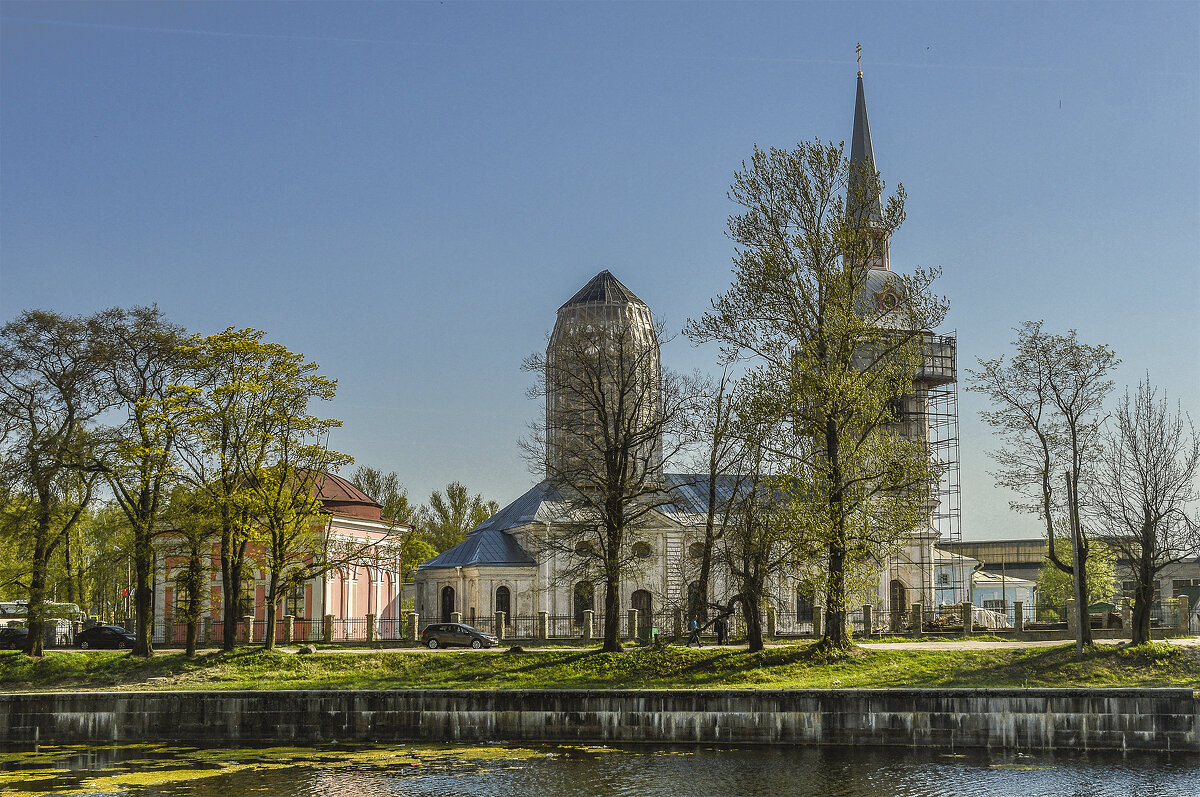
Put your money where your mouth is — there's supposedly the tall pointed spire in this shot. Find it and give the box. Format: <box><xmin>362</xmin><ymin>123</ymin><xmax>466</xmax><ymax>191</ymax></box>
<box><xmin>848</xmin><ymin>46</ymin><xmax>889</xmax><ymax>270</ymax></box>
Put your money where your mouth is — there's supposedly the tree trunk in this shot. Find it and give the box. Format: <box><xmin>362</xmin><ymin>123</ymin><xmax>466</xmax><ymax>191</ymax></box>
<box><xmin>263</xmin><ymin>573</ymin><xmax>279</xmax><ymax>650</ymax></box>
<box><xmin>133</xmin><ymin>524</ymin><xmax>154</xmax><ymax>657</ymax></box>
<box><xmin>824</xmin><ymin>537</ymin><xmax>849</xmax><ymax>649</ymax></box>
<box><xmin>1074</xmin><ymin>532</ymin><xmax>1093</xmax><ymax>645</ymax></box>
<box><xmin>221</xmin><ymin>535</ymin><xmax>240</xmax><ymax>651</ymax></box>
<box><xmin>1131</xmin><ymin>538</ymin><xmax>1155</xmax><ymax>646</ymax></box>
<box><xmin>26</xmin><ymin>531</ymin><xmax>50</xmax><ymax>658</ymax></box>
<box><xmin>64</xmin><ymin>531</ymin><xmax>76</xmax><ymax>607</ymax></box>
<box><xmin>742</xmin><ymin>583</ymin><xmax>764</xmax><ymax>652</ymax></box>
<box><xmin>185</xmin><ymin>621</ymin><xmax>198</xmax><ymax>656</ymax></box>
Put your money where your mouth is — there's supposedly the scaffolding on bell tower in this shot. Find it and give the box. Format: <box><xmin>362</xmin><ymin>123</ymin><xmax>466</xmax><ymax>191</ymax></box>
<box><xmin>926</xmin><ymin>331</ymin><xmax>966</xmax><ymax>605</ymax></box>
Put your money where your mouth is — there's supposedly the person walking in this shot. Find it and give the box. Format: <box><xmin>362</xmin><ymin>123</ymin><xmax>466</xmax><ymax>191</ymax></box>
<box><xmin>686</xmin><ymin>618</ymin><xmax>702</xmax><ymax>648</ymax></box>
<box><xmin>714</xmin><ymin>615</ymin><xmax>727</xmax><ymax>646</ymax></box>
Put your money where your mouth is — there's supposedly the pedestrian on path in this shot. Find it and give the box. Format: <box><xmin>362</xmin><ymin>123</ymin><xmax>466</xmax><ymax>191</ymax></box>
<box><xmin>714</xmin><ymin>615</ymin><xmax>728</xmax><ymax>646</ymax></box>
<box><xmin>686</xmin><ymin>618</ymin><xmax>703</xmax><ymax>648</ymax></box>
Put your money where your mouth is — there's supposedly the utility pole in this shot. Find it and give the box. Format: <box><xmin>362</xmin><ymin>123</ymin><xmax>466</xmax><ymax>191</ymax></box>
<box><xmin>1065</xmin><ymin>471</ymin><xmax>1085</xmax><ymax>659</ymax></box>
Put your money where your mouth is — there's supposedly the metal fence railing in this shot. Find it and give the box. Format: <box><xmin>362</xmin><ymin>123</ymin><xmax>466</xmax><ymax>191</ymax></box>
<box><xmin>65</xmin><ymin>596</ymin><xmax>1191</xmax><ymax>650</ymax></box>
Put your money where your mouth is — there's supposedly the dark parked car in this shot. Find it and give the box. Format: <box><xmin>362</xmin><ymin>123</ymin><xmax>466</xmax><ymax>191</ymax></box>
<box><xmin>420</xmin><ymin>622</ymin><xmax>497</xmax><ymax>649</ymax></box>
<box><xmin>0</xmin><ymin>626</ymin><xmax>27</xmax><ymax>650</ymax></box>
<box><xmin>75</xmin><ymin>625</ymin><xmax>136</xmax><ymax>650</ymax></box>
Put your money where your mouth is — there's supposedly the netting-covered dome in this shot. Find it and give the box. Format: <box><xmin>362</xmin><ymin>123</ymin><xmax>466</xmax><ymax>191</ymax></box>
<box><xmin>546</xmin><ymin>271</ymin><xmax>663</xmax><ymax>483</ymax></box>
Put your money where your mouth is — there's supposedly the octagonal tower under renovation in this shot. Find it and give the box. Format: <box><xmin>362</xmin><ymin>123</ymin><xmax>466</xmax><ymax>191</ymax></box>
<box><xmin>545</xmin><ymin>270</ymin><xmax>663</xmax><ymax>485</ymax></box>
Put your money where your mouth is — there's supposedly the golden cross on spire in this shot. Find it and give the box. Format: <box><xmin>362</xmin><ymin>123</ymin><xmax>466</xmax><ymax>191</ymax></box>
<box><xmin>856</xmin><ymin>43</ymin><xmax>862</xmax><ymax>77</ymax></box>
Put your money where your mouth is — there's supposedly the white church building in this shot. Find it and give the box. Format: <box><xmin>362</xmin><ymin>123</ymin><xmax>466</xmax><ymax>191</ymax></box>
<box><xmin>416</xmin><ymin>71</ymin><xmax>959</xmax><ymax>636</ymax></box>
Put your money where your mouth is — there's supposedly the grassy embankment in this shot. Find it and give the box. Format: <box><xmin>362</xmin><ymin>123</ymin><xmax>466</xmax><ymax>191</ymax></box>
<box><xmin>1</xmin><ymin>642</ymin><xmax>1196</xmax><ymax>692</ymax></box>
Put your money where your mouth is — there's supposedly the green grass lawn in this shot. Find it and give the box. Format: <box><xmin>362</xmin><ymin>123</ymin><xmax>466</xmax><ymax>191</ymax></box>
<box><xmin>1</xmin><ymin>642</ymin><xmax>1196</xmax><ymax>692</ymax></box>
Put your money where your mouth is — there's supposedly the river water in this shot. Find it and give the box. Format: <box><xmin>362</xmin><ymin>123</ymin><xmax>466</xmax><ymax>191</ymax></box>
<box><xmin>2</xmin><ymin>742</ymin><xmax>1197</xmax><ymax>796</ymax></box>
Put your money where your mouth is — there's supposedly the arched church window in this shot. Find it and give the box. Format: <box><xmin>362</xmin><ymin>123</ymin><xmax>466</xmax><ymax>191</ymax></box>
<box><xmin>573</xmin><ymin>581</ymin><xmax>594</xmax><ymax>624</ymax></box>
<box><xmin>631</xmin><ymin>590</ymin><xmax>652</xmax><ymax>627</ymax></box>
<box><xmin>796</xmin><ymin>586</ymin><xmax>815</xmax><ymax>624</ymax></box>
<box><xmin>441</xmin><ymin>585</ymin><xmax>455</xmax><ymax>623</ymax></box>
<box><xmin>495</xmin><ymin>586</ymin><xmax>511</xmax><ymax>624</ymax></box>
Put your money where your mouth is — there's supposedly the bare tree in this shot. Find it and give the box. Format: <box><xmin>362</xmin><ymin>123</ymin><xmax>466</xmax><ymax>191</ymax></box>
<box><xmin>1093</xmin><ymin>377</ymin><xmax>1200</xmax><ymax>644</ymax></box>
<box><xmin>969</xmin><ymin>321</ymin><xmax>1118</xmax><ymax>644</ymax></box>
<box><xmin>684</xmin><ymin>367</ymin><xmax>746</xmax><ymax>624</ymax></box>
<box><xmin>523</xmin><ymin>317</ymin><xmax>698</xmax><ymax>652</ymax></box>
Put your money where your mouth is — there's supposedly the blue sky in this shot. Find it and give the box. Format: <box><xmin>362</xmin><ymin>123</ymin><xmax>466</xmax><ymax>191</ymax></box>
<box><xmin>2</xmin><ymin>1</ymin><xmax>1197</xmax><ymax>541</ymax></box>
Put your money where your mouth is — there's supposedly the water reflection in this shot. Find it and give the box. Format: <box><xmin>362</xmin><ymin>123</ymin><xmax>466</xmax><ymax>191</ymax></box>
<box><xmin>1</xmin><ymin>742</ymin><xmax>1196</xmax><ymax>797</ymax></box>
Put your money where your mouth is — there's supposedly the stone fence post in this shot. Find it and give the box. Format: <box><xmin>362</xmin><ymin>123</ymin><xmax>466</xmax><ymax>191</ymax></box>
<box><xmin>961</xmin><ymin>602</ymin><xmax>974</xmax><ymax>636</ymax></box>
<box><xmin>673</xmin><ymin>608</ymin><xmax>683</xmax><ymax>639</ymax></box>
<box><xmin>284</xmin><ymin>615</ymin><xmax>295</xmax><ymax>644</ymax></box>
<box><xmin>813</xmin><ymin>605</ymin><xmax>824</xmax><ymax>638</ymax></box>
<box><xmin>582</xmin><ymin>609</ymin><xmax>594</xmax><ymax>641</ymax></box>
<box><xmin>1066</xmin><ymin>599</ymin><xmax>1076</xmax><ymax>635</ymax></box>
<box><xmin>1013</xmin><ymin>601</ymin><xmax>1025</xmax><ymax>636</ymax></box>
<box><xmin>323</xmin><ymin>614</ymin><xmax>334</xmax><ymax>644</ymax></box>
<box><xmin>911</xmin><ymin>603</ymin><xmax>923</xmax><ymax>637</ymax></box>
<box><xmin>366</xmin><ymin>613</ymin><xmax>377</xmax><ymax>644</ymax></box>
<box><xmin>407</xmin><ymin>612</ymin><xmax>420</xmax><ymax>643</ymax></box>
<box><xmin>627</xmin><ymin>609</ymin><xmax>638</xmax><ymax>642</ymax></box>
<box><xmin>1120</xmin><ymin>599</ymin><xmax>1132</xmax><ymax>637</ymax></box>
<box><xmin>495</xmin><ymin>611</ymin><xmax>506</xmax><ymax>642</ymax></box>
<box><xmin>766</xmin><ymin>607</ymin><xmax>777</xmax><ymax>638</ymax></box>
<box><xmin>242</xmin><ymin>615</ymin><xmax>254</xmax><ymax>644</ymax></box>
<box><xmin>537</xmin><ymin>611</ymin><xmax>549</xmax><ymax>640</ymax></box>
<box><xmin>451</xmin><ymin>611</ymin><xmax>462</xmax><ymax>625</ymax></box>
<box><xmin>862</xmin><ymin>605</ymin><xmax>873</xmax><ymax>637</ymax></box>
<box><xmin>1178</xmin><ymin>596</ymin><xmax>1190</xmax><ymax>634</ymax></box>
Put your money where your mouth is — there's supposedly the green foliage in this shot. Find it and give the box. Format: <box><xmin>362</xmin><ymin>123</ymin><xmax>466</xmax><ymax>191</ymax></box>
<box><xmin>420</xmin><ymin>482</ymin><xmax>499</xmax><ymax>553</ymax></box>
<box><xmin>351</xmin><ymin>467</ymin><xmax>417</xmax><ymax>527</ymax></box>
<box><xmin>1037</xmin><ymin>539</ymin><xmax>1117</xmax><ymax>606</ymax></box>
<box><xmin>687</xmin><ymin>141</ymin><xmax>949</xmax><ymax>648</ymax></box>
<box><xmin>2</xmin><ymin>642</ymin><xmax>1196</xmax><ymax>692</ymax></box>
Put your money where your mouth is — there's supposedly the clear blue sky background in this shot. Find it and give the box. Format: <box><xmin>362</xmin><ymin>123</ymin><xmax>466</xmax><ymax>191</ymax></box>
<box><xmin>2</xmin><ymin>1</ymin><xmax>1197</xmax><ymax>541</ymax></box>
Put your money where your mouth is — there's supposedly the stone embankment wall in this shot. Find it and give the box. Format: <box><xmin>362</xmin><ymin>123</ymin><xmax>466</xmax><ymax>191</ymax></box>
<box><xmin>2</xmin><ymin>688</ymin><xmax>1196</xmax><ymax>752</ymax></box>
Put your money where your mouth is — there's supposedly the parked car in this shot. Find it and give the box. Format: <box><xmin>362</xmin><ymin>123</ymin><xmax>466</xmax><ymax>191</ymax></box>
<box><xmin>75</xmin><ymin>625</ymin><xmax>136</xmax><ymax>650</ymax></box>
<box><xmin>0</xmin><ymin>626</ymin><xmax>28</xmax><ymax>650</ymax></box>
<box><xmin>420</xmin><ymin>622</ymin><xmax>498</xmax><ymax>649</ymax></box>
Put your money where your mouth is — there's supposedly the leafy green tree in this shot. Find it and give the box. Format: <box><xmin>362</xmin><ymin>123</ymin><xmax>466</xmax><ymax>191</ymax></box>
<box><xmin>89</xmin><ymin>306</ymin><xmax>194</xmax><ymax>657</ymax></box>
<box><xmin>420</xmin><ymin>482</ymin><xmax>499</xmax><ymax>553</ymax></box>
<box><xmin>352</xmin><ymin>467</ymin><xmax>431</xmax><ymax>580</ymax></box>
<box><xmin>969</xmin><ymin>321</ymin><xmax>1118</xmax><ymax>644</ymax></box>
<box><xmin>687</xmin><ymin>141</ymin><xmax>946</xmax><ymax>653</ymax></box>
<box><xmin>177</xmin><ymin>328</ymin><xmax>301</xmax><ymax>650</ymax></box>
<box><xmin>1037</xmin><ymin>538</ymin><xmax>1116</xmax><ymax>607</ymax></box>
<box><xmin>247</xmin><ymin>374</ymin><xmax>351</xmax><ymax>650</ymax></box>
<box><xmin>0</xmin><ymin>311</ymin><xmax>107</xmax><ymax>656</ymax></box>
<box><xmin>161</xmin><ymin>486</ymin><xmax>216</xmax><ymax>656</ymax></box>
<box><xmin>351</xmin><ymin>467</ymin><xmax>417</xmax><ymax>528</ymax></box>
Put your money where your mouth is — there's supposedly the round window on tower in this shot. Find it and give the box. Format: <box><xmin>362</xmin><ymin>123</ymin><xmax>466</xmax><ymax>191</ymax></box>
<box><xmin>633</xmin><ymin>542</ymin><xmax>652</xmax><ymax>559</ymax></box>
<box><xmin>688</xmin><ymin>542</ymin><xmax>706</xmax><ymax>559</ymax></box>
<box><xmin>875</xmin><ymin>286</ymin><xmax>903</xmax><ymax>313</ymax></box>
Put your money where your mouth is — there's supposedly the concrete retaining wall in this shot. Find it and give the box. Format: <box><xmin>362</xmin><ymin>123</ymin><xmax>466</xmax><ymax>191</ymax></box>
<box><xmin>2</xmin><ymin>688</ymin><xmax>1196</xmax><ymax>752</ymax></box>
